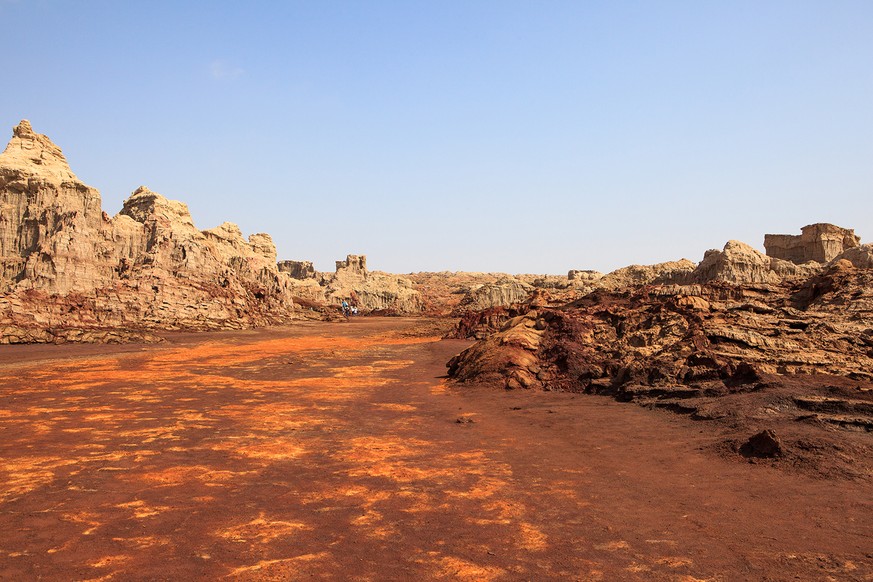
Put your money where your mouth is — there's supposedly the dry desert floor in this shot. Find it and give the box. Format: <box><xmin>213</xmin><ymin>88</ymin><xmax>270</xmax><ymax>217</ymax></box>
<box><xmin>0</xmin><ymin>318</ymin><xmax>871</xmax><ymax>581</ymax></box>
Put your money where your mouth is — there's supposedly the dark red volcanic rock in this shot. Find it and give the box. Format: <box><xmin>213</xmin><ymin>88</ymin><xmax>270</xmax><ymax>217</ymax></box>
<box><xmin>447</xmin><ymin>264</ymin><xmax>873</xmax><ymax>478</ymax></box>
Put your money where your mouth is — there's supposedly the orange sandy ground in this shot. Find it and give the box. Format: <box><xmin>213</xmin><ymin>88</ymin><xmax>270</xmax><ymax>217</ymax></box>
<box><xmin>0</xmin><ymin>318</ymin><xmax>871</xmax><ymax>581</ymax></box>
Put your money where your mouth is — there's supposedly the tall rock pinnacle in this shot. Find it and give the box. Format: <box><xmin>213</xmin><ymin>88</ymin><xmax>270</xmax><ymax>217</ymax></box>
<box><xmin>0</xmin><ymin>119</ymin><xmax>79</xmax><ymax>183</ymax></box>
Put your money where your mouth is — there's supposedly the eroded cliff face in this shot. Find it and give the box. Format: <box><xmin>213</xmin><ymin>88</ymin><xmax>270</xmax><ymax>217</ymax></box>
<box><xmin>0</xmin><ymin>120</ymin><xmax>303</xmax><ymax>343</ymax></box>
<box><xmin>765</xmin><ymin>223</ymin><xmax>860</xmax><ymax>264</ymax></box>
<box><xmin>0</xmin><ymin>120</ymin><xmax>113</xmax><ymax>294</ymax></box>
<box><xmin>677</xmin><ymin>241</ymin><xmax>822</xmax><ymax>285</ymax></box>
<box><xmin>322</xmin><ymin>255</ymin><xmax>423</xmax><ymax>314</ymax></box>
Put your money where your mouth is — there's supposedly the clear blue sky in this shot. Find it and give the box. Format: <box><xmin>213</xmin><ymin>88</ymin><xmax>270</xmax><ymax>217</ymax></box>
<box><xmin>2</xmin><ymin>1</ymin><xmax>871</xmax><ymax>274</ymax></box>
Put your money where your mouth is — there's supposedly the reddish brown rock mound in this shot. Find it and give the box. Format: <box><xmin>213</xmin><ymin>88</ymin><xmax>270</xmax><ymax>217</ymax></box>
<box><xmin>448</xmin><ymin>265</ymin><xmax>873</xmax><ymax>479</ymax></box>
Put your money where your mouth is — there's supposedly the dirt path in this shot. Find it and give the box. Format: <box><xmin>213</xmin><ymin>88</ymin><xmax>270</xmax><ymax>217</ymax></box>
<box><xmin>0</xmin><ymin>318</ymin><xmax>870</xmax><ymax>581</ymax></box>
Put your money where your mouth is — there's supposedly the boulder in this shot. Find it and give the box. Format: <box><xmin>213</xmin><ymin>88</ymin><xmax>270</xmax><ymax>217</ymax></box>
<box><xmin>740</xmin><ymin>430</ymin><xmax>784</xmax><ymax>458</ymax></box>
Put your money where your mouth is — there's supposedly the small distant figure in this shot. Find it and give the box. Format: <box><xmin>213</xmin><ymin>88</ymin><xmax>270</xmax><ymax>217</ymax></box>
<box><xmin>341</xmin><ymin>300</ymin><xmax>350</xmax><ymax>318</ymax></box>
<box><xmin>351</xmin><ymin>306</ymin><xmax>358</xmax><ymax>316</ymax></box>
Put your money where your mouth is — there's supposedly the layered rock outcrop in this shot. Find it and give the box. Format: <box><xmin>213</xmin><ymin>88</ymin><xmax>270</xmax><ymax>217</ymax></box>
<box><xmin>449</xmin><ymin>273</ymin><xmax>873</xmax><ymax>403</ymax></box>
<box><xmin>321</xmin><ymin>255</ymin><xmax>422</xmax><ymax>314</ymax></box>
<box><xmin>0</xmin><ymin>120</ymin><xmax>303</xmax><ymax>343</ymax></box>
<box><xmin>765</xmin><ymin>223</ymin><xmax>860</xmax><ymax>264</ymax></box>
<box><xmin>568</xmin><ymin>270</ymin><xmax>603</xmax><ymax>283</ymax></box>
<box><xmin>449</xmin><ymin>228</ymin><xmax>873</xmax><ymax>394</ymax></box>
<box><xmin>832</xmin><ymin>244</ymin><xmax>873</xmax><ymax>269</ymax></box>
<box><xmin>597</xmin><ymin>259</ymin><xmax>696</xmax><ymax>290</ymax></box>
<box><xmin>455</xmin><ymin>278</ymin><xmax>534</xmax><ymax>312</ymax></box>
<box><xmin>447</xmin><ymin>225</ymin><xmax>873</xmax><ymax>474</ymax></box>
<box><xmin>447</xmin><ymin>259</ymin><xmax>873</xmax><ymax>476</ymax></box>
<box><xmin>278</xmin><ymin>260</ymin><xmax>316</xmax><ymax>280</ymax></box>
<box><xmin>0</xmin><ymin>120</ymin><xmax>112</xmax><ymax>294</ymax></box>
<box><xmin>680</xmin><ymin>241</ymin><xmax>822</xmax><ymax>285</ymax></box>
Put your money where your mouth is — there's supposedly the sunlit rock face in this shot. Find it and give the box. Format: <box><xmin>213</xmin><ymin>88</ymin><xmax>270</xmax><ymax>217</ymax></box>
<box><xmin>764</xmin><ymin>223</ymin><xmax>860</xmax><ymax>264</ymax></box>
<box><xmin>681</xmin><ymin>241</ymin><xmax>822</xmax><ymax>285</ymax></box>
<box><xmin>0</xmin><ymin>120</ymin><xmax>303</xmax><ymax>343</ymax></box>
<box><xmin>323</xmin><ymin>254</ymin><xmax>423</xmax><ymax>314</ymax></box>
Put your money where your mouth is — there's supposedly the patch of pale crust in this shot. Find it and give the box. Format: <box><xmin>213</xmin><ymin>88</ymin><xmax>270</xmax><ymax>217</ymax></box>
<box><xmin>217</xmin><ymin>512</ymin><xmax>311</xmax><ymax>544</ymax></box>
<box><xmin>225</xmin><ymin>551</ymin><xmax>330</xmax><ymax>577</ymax></box>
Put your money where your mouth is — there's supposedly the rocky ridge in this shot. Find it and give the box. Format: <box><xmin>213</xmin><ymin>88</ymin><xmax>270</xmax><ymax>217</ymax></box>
<box><xmin>446</xmin><ymin>231</ymin><xmax>873</xmax><ymax>478</ymax></box>
<box><xmin>0</xmin><ymin>120</ymin><xmax>304</xmax><ymax>342</ymax></box>
<box><xmin>764</xmin><ymin>223</ymin><xmax>860</xmax><ymax>264</ymax></box>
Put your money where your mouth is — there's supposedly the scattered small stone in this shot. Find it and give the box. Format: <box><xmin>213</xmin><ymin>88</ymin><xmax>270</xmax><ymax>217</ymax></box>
<box><xmin>456</xmin><ymin>416</ymin><xmax>475</xmax><ymax>424</ymax></box>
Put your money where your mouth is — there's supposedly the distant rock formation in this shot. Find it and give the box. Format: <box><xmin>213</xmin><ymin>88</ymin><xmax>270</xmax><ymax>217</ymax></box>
<box><xmin>278</xmin><ymin>260</ymin><xmax>316</xmax><ymax>280</ymax></box>
<box><xmin>598</xmin><ymin>259</ymin><xmax>696</xmax><ymax>290</ymax></box>
<box><xmin>567</xmin><ymin>270</ymin><xmax>603</xmax><ymax>282</ymax></box>
<box><xmin>456</xmin><ymin>278</ymin><xmax>534</xmax><ymax>312</ymax></box>
<box><xmin>0</xmin><ymin>120</ymin><xmax>303</xmax><ymax>343</ymax></box>
<box><xmin>682</xmin><ymin>241</ymin><xmax>821</xmax><ymax>285</ymax></box>
<box><xmin>321</xmin><ymin>254</ymin><xmax>422</xmax><ymax>314</ymax></box>
<box><xmin>764</xmin><ymin>223</ymin><xmax>860</xmax><ymax>264</ymax></box>
<box><xmin>336</xmin><ymin>254</ymin><xmax>366</xmax><ymax>274</ymax></box>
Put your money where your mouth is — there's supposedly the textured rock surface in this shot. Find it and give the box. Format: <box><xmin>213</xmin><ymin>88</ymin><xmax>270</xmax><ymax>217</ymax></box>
<box><xmin>832</xmin><ymin>244</ymin><xmax>873</xmax><ymax>269</ymax></box>
<box><xmin>597</xmin><ymin>259</ymin><xmax>696</xmax><ymax>290</ymax></box>
<box><xmin>0</xmin><ymin>120</ymin><xmax>304</xmax><ymax>342</ymax></box>
<box><xmin>447</xmin><ymin>266</ymin><xmax>873</xmax><ymax>476</ymax></box>
<box><xmin>568</xmin><ymin>269</ymin><xmax>603</xmax><ymax>282</ymax></box>
<box><xmin>449</xmin><ymin>269</ymin><xmax>873</xmax><ymax>390</ymax></box>
<box><xmin>455</xmin><ymin>278</ymin><xmax>534</xmax><ymax>312</ymax></box>
<box><xmin>0</xmin><ymin>121</ymin><xmax>112</xmax><ymax>294</ymax></box>
<box><xmin>765</xmin><ymin>223</ymin><xmax>860</xmax><ymax>264</ymax></box>
<box><xmin>681</xmin><ymin>241</ymin><xmax>821</xmax><ymax>285</ymax></box>
<box><xmin>278</xmin><ymin>259</ymin><xmax>316</xmax><ymax>279</ymax></box>
<box><xmin>335</xmin><ymin>254</ymin><xmax>366</xmax><ymax>274</ymax></box>
<box><xmin>321</xmin><ymin>255</ymin><xmax>422</xmax><ymax>314</ymax></box>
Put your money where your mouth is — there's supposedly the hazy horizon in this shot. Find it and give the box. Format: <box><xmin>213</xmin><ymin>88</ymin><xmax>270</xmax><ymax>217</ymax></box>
<box><xmin>2</xmin><ymin>1</ymin><xmax>871</xmax><ymax>274</ymax></box>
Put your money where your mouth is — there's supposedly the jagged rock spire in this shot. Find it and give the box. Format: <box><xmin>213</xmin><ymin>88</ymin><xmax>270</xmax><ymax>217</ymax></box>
<box><xmin>0</xmin><ymin>119</ymin><xmax>79</xmax><ymax>182</ymax></box>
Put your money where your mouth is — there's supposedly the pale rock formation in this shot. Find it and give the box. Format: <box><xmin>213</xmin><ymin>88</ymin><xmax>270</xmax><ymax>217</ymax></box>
<box><xmin>322</xmin><ymin>254</ymin><xmax>422</xmax><ymax>313</ymax></box>
<box><xmin>279</xmin><ymin>260</ymin><xmax>324</xmax><ymax>303</ymax></box>
<box><xmin>568</xmin><ymin>269</ymin><xmax>603</xmax><ymax>282</ymax></box>
<box><xmin>336</xmin><ymin>254</ymin><xmax>366</xmax><ymax>273</ymax></box>
<box><xmin>683</xmin><ymin>241</ymin><xmax>821</xmax><ymax>285</ymax></box>
<box><xmin>457</xmin><ymin>278</ymin><xmax>534</xmax><ymax>311</ymax></box>
<box><xmin>0</xmin><ymin>120</ymin><xmax>115</xmax><ymax>293</ymax></box>
<box><xmin>764</xmin><ymin>223</ymin><xmax>860</xmax><ymax>264</ymax></box>
<box><xmin>278</xmin><ymin>260</ymin><xmax>316</xmax><ymax>280</ymax></box>
<box><xmin>598</xmin><ymin>259</ymin><xmax>696</xmax><ymax>290</ymax></box>
<box><xmin>831</xmin><ymin>244</ymin><xmax>873</xmax><ymax>269</ymax></box>
<box><xmin>0</xmin><ymin>120</ymin><xmax>303</xmax><ymax>342</ymax></box>
<box><xmin>0</xmin><ymin>120</ymin><xmax>79</xmax><ymax>182</ymax></box>
<box><xmin>286</xmin><ymin>277</ymin><xmax>327</xmax><ymax>304</ymax></box>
